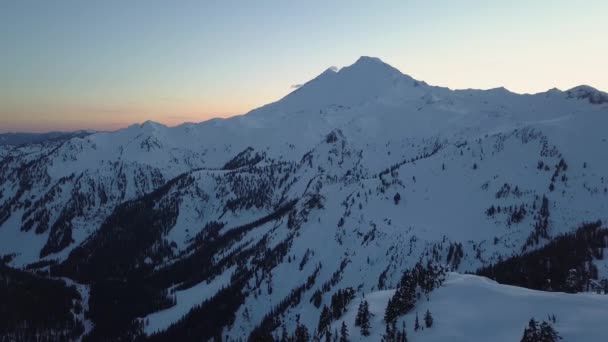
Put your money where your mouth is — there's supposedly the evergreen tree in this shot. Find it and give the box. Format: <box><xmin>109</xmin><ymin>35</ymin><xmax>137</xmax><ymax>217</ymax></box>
<box><xmin>385</xmin><ymin>270</ymin><xmax>417</xmax><ymax>323</ymax></box>
<box><xmin>324</xmin><ymin>329</ymin><xmax>332</xmax><ymax>342</ymax></box>
<box><xmin>339</xmin><ymin>321</ymin><xmax>349</xmax><ymax>342</ymax></box>
<box><xmin>280</xmin><ymin>325</ymin><xmax>289</xmax><ymax>342</ymax></box>
<box><xmin>565</xmin><ymin>269</ymin><xmax>583</xmax><ymax>293</ymax></box>
<box><xmin>331</xmin><ymin>288</ymin><xmax>355</xmax><ymax>319</ymax></box>
<box><xmin>384</xmin><ymin>297</ymin><xmax>396</xmax><ymax>323</ymax></box>
<box><xmin>424</xmin><ymin>309</ymin><xmax>433</xmax><ymax>328</ymax></box>
<box><xmin>520</xmin><ymin>318</ymin><xmax>539</xmax><ymax>342</ymax></box>
<box><xmin>398</xmin><ymin>322</ymin><xmax>407</xmax><ymax>342</ymax></box>
<box><xmin>356</xmin><ymin>300</ymin><xmax>371</xmax><ymax>336</ymax></box>
<box><xmin>294</xmin><ymin>322</ymin><xmax>310</xmax><ymax>342</ymax></box>
<box><xmin>355</xmin><ymin>301</ymin><xmax>363</xmax><ymax>327</ymax></box>
<box><xmin>381</xmin><ymin>321</ymin><xmax>397</xmax><ymax>342</ymax></box>
<box><xmin>381</xmin><ymin>320</ymin><xmax>409</xmax><ymax>342</ymax></box>
<box><xmin>414</xmin><ymin>313</ymin><xmax>420</xmax><ymax>331</ymax></box>
<box><xmin>318</xmin><ymin>305</ymin><xmax>332</xmax><ymax>335</ymax></box>
<box><xmin>398</xmin><ymin>271</ymin><xmax>417</xmax><ymax>313</ymax></box>
<box><xmin>539</xmin><ymin>321</ymin><xmax>561</xmax><ymax>342</ymax></box>
<box><xmin>477</xmin><ymin>220</ymin><xmax>607</xmax><ymax>292</ymax></box>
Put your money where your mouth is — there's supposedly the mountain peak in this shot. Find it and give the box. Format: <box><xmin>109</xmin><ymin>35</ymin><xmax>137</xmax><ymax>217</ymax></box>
<box><xmin>566</xmin><ymin>85</ymin><xmax>608</xmax><ymax>104</ymax></box>
<box><xmin>246</xmin><ymin>56</ymin><xmax>425</xmax><ymax>117</ymax></box>
<box><xmin>347</xmin><ymin>56</ymin><xmax>398</xmax><ymax>75</ymax></box>
<box><xmin>125</xmin><ymin>120</ymin><xmax>167</xmax><ymax>134</ymax></box>
<box><xmin>354</xmin><ymin>56</ymin><xmax>385</xmax><ymax>65</ymax></box>
<box><xmin>141</xmin><ymin>120</ymin><xmax>166</xmax><ymax>129</ymax></box>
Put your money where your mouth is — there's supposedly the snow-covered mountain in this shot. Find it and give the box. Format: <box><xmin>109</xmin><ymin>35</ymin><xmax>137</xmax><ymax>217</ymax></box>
<box><xmin>334</xmin><ymin>273</ymin><xmax>608</xmax><ymax>342</ymax></box>
<box><xmin>0</xmin><ymin>130</ymin><xmax>94</xmax><ymax>146</ymax></box>
<box><xmin>1</xmin><ymin>56</ymin><xmax>608</xmax><ymax>341</ymax></box>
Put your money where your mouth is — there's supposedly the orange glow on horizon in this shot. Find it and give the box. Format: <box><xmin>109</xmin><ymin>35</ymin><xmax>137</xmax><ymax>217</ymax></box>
<box><xmin>0</xmin><ymin>108</ymin><xmax>245</xmax><ymax>133</ymax></box>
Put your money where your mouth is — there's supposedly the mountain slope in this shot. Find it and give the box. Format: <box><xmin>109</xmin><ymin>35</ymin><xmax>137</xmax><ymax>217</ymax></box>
<box><xmin>335</xmin><ymin>273</ymin><xmax>608</xmax><ymax>342</ymax></box>
<box><xmin>0</xmin><ymin>57</ymin><xmax>607</xmax><ymax>340</ymax></box>
<box><xmin>0</xmin><ymin>131</ymin><xmax>94</xmax><ymax>146</ymax></box>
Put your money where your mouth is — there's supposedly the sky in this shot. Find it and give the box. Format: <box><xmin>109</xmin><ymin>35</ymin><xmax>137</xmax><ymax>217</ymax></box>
<box><xmin>1</xmin><ymin>0</ymin><xmax>607</xmax><ymax>133</ymax></box>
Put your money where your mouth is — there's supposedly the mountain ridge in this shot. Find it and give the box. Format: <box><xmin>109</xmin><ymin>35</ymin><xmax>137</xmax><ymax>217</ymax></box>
<box><xmin>1</xmin><ymin>56</ymin><xmax>608</xmax><ymax>341</ymax></box>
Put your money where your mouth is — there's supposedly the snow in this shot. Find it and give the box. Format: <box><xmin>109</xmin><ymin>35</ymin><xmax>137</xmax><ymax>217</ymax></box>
<box><xmin>0</xmin><ymin>209</ymin><xmax>49</xmax><ymax>265</ymax></box>
<box><xmin>250</xmin><ymin>55</ymin><xmax>421</xmax><ymax>115</ymax></box>
<box><xmin>333</xmin><ymin>273</ymin><xmax>608</xmax><ymax>341</ymax></box>
<box><xmin>143</xmin><ymin>266</ymin><xmax>235</xmax><ymax>335</ymax></box>
<box><xmin>1</xmin><ymin>56</ymin><xmax>607</xmax><ymax>338</ymax></box>
<box><xmin>61</xmin><ymin>277</ymin><xmax>93</xmax><ymax>340</ymax></box>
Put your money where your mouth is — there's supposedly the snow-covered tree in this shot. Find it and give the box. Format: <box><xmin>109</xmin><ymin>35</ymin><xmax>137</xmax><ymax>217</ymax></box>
<box><xmin>520</xmin><ymin>318</ymin><xmax>561</xmax><ymax>342</ymax></box>
<box><xmin>539</xmin><ymin>321</ymin><xmax>561</xmax><ymax>341</ymax></box>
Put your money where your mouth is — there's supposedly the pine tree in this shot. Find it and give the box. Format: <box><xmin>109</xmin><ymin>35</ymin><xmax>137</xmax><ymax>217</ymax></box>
<box><xmin>356</xmin><ymin>300</ymin><xmax>371</xmax><ymax>336</ymax></box>
<box><xmin>381</xmin><ymin>320</ymin><xmax>410</xmax><ymax>342</ymax></box>
<box><xmin>360</xmin><ymin>301</ymin><xmax>371</xmax><ymax>336</ymax></box>
<box><xmin>414</xmin><ymin>312</ymin><xmax>420</xmax><ymax>331</ymax></box>
<box><xmin>294</xmin><ymin>322</ymin><xmax>310</xmax><ymax>342</ymax></box>
<box><xmin>398</xmin><ymin>271</ymin><xmax>417</xmax><ymax>312</ymax></box>
<box><xmin>520</xmin><ymin>318</ymin><xmax>539</xmax><ymax>342</ymax></box>
<box><xmin>539</xmin><ymin>321</ymin><xmax>561</xmax><ymax>342</ymax></box>
<box><xmin>384</xmin><ymin>297</ymin><xmax>396</xmax><ymax>323</ymax></box>
<box><xmin>397</xmin><ymin>321</ymin><xmax>408</xmax><ymax>342</ymax></box>
<box><xmin>280</xmin><ymin>325</ymin><xmax>289</xmax><ymax>342</ymax></box>
<box><xmin>331</xmin><ymin>288</ymin><xmax>355</xmax><ymax>320</ymax></box>
<box><xmin>339</xmin><ymin>321</ymin><xmax>349</xmax><ymax>342</ymax></box>
<box><xmin>385</xmin><ymin>270</ymin><xmax>417</xmax><ymax>323</ymax></box>
<box><xmin>324</xmin><ymin>329</ymin><xmax>332</xmax><ymax>342</ymax></box>
<box><xmin>565</xmin><ymin>269</ymin><xmax>582</xmax><ymax>293</ymax></box>
<box><xmin>318</xmin><ymin>305</ymin><xmax>333</xmax><ymax>334</ymax></box>
<box><xmin>381</xmin><ymin>321</ymin><xmax>397</xmax><ymax>342</ymax></box>
<box><xmin>424</xmin><ymin>309</ymin><xmax>433</xmax><ymax>328</ymax></box>
<box><xmin>355</xmin><ymin>301</ymin><xmax>363</xmax><ymax>327</ymax></box>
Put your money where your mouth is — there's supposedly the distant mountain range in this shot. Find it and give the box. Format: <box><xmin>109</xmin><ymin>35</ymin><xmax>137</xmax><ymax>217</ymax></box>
<box><xmin>0</xmin><ymin>130</ymin><xmax>94</xmax><ymax>146</ymax></box>
<box><xmin>1</xmin><ymin>56</ymin><xmax>607</xmax><ymax>341</ymax></box>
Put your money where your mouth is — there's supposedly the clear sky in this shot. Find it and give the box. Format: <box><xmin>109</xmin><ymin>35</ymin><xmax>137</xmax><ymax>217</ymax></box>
<box><xmin>1</xmin><ymin>0</ymin><xmax>607</xmax><ymax>133</ymax></box>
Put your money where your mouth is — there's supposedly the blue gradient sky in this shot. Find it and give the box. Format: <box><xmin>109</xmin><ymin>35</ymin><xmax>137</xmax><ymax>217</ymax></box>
<box><xmin>1</xmin><ymin>0</ymin><xmax>607</xmax><ymax>132</ymax></box>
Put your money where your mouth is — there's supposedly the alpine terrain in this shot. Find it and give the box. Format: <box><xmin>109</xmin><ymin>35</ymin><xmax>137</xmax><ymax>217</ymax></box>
<box><xmin>1</xmin><ymin>57</ymin><xmax>608</xmax><ymax>341</ymax></box>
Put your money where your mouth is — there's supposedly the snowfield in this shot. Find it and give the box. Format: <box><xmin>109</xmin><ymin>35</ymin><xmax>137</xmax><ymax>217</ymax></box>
<box><xmin>334</xmin><ymin>273</ymin><xmax>608</xmax><ymax>342</ymax></box>
<box><xmin>143</xmin><ymin>266</ymin><xmax>235</xmax><ymax>335</ymax></box>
